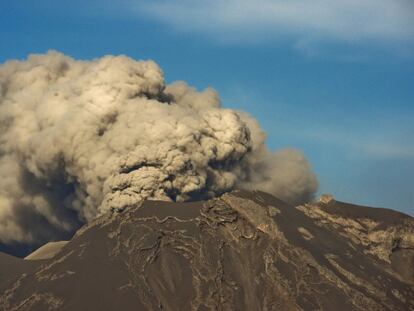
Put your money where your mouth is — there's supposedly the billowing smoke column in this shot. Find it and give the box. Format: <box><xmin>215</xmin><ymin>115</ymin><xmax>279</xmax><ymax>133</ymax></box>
<box><xmin>0</xmin><ymin>51</ymin><xmax>318</xmax><ymax>245</ymax></box>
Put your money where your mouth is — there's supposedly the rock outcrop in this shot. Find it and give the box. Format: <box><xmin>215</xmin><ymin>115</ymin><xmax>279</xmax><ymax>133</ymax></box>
<box><xmin>1</xmin><ymin>190</ymin><xmax>413</xmax><ymax>310</ymax></box>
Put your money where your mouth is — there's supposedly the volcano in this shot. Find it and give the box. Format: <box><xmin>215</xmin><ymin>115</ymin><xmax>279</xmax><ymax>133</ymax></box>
<box><xmin>0</xmin><ymin>190</ymin><xmax>413</xmax><ymax>310</ymax></box>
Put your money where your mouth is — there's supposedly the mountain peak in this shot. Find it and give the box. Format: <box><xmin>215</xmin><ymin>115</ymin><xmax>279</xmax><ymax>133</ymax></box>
<box><xmin>1</xmin><ymin>190</ymin><xmax>413</xmax><ymax>310</ymax></box>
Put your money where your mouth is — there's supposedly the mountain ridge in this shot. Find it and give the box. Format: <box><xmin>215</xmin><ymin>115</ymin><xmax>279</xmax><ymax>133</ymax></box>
<box><xmin>1</xmin><ymin>190</ymin><xmax>413</xmax><ymax>310</ymax></box>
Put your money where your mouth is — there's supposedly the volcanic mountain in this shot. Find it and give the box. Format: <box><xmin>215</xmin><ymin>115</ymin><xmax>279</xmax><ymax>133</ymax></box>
<box><xmin>0</xmin><ymin>190</ymin><xmax>413</xmax><ymax>310</ymax></box>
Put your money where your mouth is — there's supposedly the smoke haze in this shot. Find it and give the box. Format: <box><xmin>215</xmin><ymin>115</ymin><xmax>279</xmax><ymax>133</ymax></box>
<box><xmin>0</xmin><ymin>51</ymin><xmax>317</xmax><ymax>245</ymax></box>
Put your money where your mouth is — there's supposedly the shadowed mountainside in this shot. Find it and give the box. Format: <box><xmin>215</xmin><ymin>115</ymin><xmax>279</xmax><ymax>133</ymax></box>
<box><xmin>0</xmin><ymin>253</ymin><xmax>41</xmax><ymax>287</ymax></box>
<box><xmin>0</xmin><ymin>190</ymin><xmax>413</xmax><ymax>310</ymax></box>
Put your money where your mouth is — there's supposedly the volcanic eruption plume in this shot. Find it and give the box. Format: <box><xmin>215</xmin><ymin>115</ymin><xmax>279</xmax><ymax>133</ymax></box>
<box><xmin>0</xmin><ymin>51</ymin><xmax>318</xmax><ymax>245</ymax></box>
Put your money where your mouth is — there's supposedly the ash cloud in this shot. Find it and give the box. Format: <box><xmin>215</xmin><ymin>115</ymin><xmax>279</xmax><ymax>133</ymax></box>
<box><xmin>0</xmin><ymin>51</ymin><xmax>318</xmax><ymax>245</ymax></box>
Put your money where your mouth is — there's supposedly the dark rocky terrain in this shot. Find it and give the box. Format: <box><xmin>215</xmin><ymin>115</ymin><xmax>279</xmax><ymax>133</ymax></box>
<box><xmin>0</xmin><ymin>190</ymin><xmax>413</xmax><ymax>310</ymax></box>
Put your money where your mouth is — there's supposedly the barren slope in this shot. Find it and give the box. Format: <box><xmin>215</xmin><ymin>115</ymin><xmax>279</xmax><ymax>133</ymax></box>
<box><xmin>0</xmin><ymin>190</ymin><xmax>413</xmax><ymax>310</ymax></box>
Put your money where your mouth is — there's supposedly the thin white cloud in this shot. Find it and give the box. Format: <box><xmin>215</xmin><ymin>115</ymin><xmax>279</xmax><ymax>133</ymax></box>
<box><xmin>132</xmin><ymin>0</ymin><xmax>414</xmax><ymax>44</ymax></box>
<box><xmin>290</xmin><ymin>127</ymin><xmax>414</xmax><ymax>159</ymax></box>
<box><xmin>362</xmin><ymin>142</ymin><xmax>414</xmax><ymax>159</ymax></box>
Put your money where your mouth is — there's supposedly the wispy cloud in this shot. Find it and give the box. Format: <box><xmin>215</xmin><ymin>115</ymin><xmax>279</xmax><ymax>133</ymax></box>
<box><xmin>131</xmin><ymin>0</ymin><xmax>414</xmax><ymax>45</ymax></box>
<box><xmin>287</xmin><ymin>126</ymin><xmax>414</xmax><ymax>159</ymax></box>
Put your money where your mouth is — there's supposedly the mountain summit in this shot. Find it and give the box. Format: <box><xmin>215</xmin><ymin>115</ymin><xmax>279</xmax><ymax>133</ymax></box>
<box><xmin>1</xmin><ymin>190</ymin><xmax>413</xmax><ymax>310</ymax></box>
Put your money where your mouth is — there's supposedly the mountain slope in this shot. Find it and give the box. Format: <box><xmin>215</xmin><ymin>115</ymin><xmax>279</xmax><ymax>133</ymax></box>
<box><xmin>0</xmin><ymin>253</ymin><xmax>40</xmax><ymax>287</ymax></box>
<box><xmin>1</xmin><ymin>190</ymin><xmax>413</xmax><ymax>310</ymax></box>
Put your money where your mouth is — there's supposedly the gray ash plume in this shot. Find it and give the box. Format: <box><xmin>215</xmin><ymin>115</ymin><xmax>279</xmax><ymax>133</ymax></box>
<box><xmin>0</xmin><ymin>51</ymin><xmax>317</xmax><ymax>245</ymax></box>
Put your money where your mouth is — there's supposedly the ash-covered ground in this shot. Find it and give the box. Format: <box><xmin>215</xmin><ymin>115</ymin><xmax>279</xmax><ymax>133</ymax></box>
<box><xmin>1</xmin><ymin>190</ymin><xmax>413</xmax><ymax>310</ymax></box>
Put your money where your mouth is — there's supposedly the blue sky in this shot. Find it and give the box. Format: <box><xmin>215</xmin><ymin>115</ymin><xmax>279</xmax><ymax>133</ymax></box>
<box><xmin>1</xmin><ymin>0</ymin><xmax>413</xmax><ymax>214</ymax></box>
